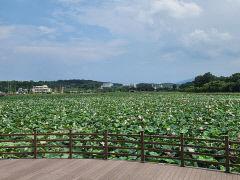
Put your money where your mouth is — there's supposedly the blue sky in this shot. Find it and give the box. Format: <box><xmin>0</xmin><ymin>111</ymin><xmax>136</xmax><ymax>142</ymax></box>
<box><xmin>0</xmin><ymin>0</ymin><xmax>240</xmax><ymax>83</ymax></box>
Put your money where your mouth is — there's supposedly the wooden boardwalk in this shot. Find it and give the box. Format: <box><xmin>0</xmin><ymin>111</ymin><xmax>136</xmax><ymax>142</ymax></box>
<box><xmin>0</xmin><ymin>159</ymin><xmax>239</xmax><ymax>180</ymax></box>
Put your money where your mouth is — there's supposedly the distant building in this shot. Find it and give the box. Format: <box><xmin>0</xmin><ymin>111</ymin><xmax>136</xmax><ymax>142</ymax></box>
<box><xmin>32</xmin><ymin>85</ymin><xmax>52</xmax><ymax>94</ymax></box>
<box><xmin>152</xmin><ymin>84</ymin><xmax>163</xmax><ymax>90</ymax></box>
<box><xmin>100</xmin><ymin>82</ymin><xmax>114</xmax><ymax>89</ymax></box>
<box><xmin>0</xmin><ymin>92</ymin><xmax>5</xmax><ymax>97</ymax></box>
<box><xmin>123</xmin><ymin>83</ymin><xmax>137</xmax><ymax>88</ymax></box>
<box><xmin>17</xmin><ymin>88</ymin><xmax>28</xmax><ymax>94</ymax></box>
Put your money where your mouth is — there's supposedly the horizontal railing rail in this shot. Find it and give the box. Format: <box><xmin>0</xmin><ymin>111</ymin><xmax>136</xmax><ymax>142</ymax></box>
<box><xmin>0</xmin><ymin>130</ymin><xmax>239</xmax><ymax>173</ymax></box>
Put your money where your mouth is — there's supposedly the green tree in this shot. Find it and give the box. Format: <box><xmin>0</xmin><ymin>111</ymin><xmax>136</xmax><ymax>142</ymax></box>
<box><xmin>179</xmin><ymin>82</ymin><xmax>194</xmax><ymax>89</ymax></box>
<box><xmin>229</xmin><ymin>73</ymin><xmax>240</xmax><ymax>82</ymax></box>
<box><xmin>137</xmin><ymin>83</ymin><xmax>154</xmax><ymax>91</ymax></box>
<box><xmin>172</xmin><ymin>84</ymin><xmax>177</xmax><ymax>90</ymax></box>
<box><xmin>194</xmin><ymin>72</ymin><xmax>216</xmax><ymax>87</ymax></box>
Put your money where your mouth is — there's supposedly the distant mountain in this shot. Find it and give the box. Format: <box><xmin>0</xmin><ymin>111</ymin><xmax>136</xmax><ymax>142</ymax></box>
<box><xmin>176</xmin><ymin>78</ymin><xmax>194</xmax><ymax>84</ymax></box>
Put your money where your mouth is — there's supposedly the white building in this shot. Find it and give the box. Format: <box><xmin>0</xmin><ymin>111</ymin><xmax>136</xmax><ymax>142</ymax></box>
<box><xmin>100</xmin><ymin>82</ymin><xmax>114</xmax><ymax>89</ymax></box>
<box><xmin>152</xmin><ymin>84</ymin><xmax>163</xmax><ymax>90</ymax></box>
<box><xmin>123</xmin><ymin>83</ymin><xmax>137</xmax><ymax>88</ymax></box>
<box><xmin>32</xmin><ymin>85</ymin><xmax>52</xmax><ymax>94</ymax></box>
<box><xmin>18</xmin><ymin>88</ymin><xmax>28</xmax><ymax>94</ymax></box>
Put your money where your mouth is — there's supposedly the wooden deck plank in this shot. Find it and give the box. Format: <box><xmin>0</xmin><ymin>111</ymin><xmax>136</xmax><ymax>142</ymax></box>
<box><xmin>192</xmin><ymin>168</ymin><xmax>203</xmax><ymax>180</ymax></box>
<box><xmin>201</xmin><ymin>169</ymin><xmax>213</xmax><ymax>180</ymax></box>
<box><xmin>160</xmin><ymin>165</ymin><xmax>176</xmax><ymax>180</ymax></box>
<box><xmin>169</xmin><ymin>165</ymin><xmax>186</xmax><ymax>180</ymax></box>
<box><xmin>21</xmin><ymin>159</ymin><xmax>81</xmax><ymax>180</ymax></box>
<box><xmin>52</xmin><ymin>159</ymin><xmax>104</xmax><ymax>180</ymax></box>
<box><xmin>0</xmin><ymin>159</ymin><xmax>44</xmax><ymax>179</ymax></box>
<box><xmin>0</xmin><ymin>159</ymin><xmax>239</xmax><ymax>180</ymax></box>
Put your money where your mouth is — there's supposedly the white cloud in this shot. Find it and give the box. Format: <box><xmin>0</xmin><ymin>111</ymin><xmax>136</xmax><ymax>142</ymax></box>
<box><xmin>47</xmin><ymin>18</ymin><xmax>76</xmax><ymax>32</ymax></box>
<box><xmin>157</xmin><ymin>51</ymin><xmax>186</xmax><ymax>63</ymax></box>
<box><xmin>151</xmin><ymin>0</ymin><xmax>202</xmax><ymax>19</ymax></box>
<box><xmin>0</xmin><ymin>25</ymin><xmax>126</xmax><ymax>63</ymax></box>
<box><xmin>54</xmin><ymin>0</ymin><xmax>240</xmax><ymax>64</ymax></box>
<box><xmin>0</xmin><ymin>25</ymin><xmax>56</xmax><ymax>41</ymax></box>
<box><xmin>183</xmin><ymin>28</ymin><xmax>232</xmax><ymax>46</ymax></box>
<box><xmin>55</xmin><ymin>0</ymin><xmax>202</xmax><ymax>41</ymax></box>
<box><xmin>2</xmin><ymin>0</ymin><xmax>240</xmax><ymax>81</ymax></box>
<box><xmin>179</xmin><ymin>28</ymin><xmax>237</xmax><ymax>59</ymax></box>
<box><xmin>226</xmin><ymin>0</ymin><xmax>240</xmax><ymax>4</ymax></box>
<box><xmin>0</xmin><ymin>26</ymin><xmax>14</xmax><ymax>39</ymax></box>
<box><xmin>14</xmin><ymin>39</ymin><xmax>126</xmax><ymax>62</ymax></box>
<box><xmin>38</xmin><ymin>26</ymin><xmax>56</xmax><ymax>34</ymax></box>
<box><xmin>231</xmin><ymin>59</ymin><xmax>240</xmax><ymax>65</ymax></box>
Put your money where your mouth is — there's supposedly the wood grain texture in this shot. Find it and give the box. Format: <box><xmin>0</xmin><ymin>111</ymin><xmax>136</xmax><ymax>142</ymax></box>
<box><xmin>0</xmin><ymin>159</ymin><xmax>239</xmax><ymax>180</ymax></box>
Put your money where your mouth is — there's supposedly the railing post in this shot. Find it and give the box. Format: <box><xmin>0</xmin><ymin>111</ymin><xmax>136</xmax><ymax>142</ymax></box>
<box><xmin>180</xmin><ymin>133</ymin><xmax>184</xmax><ymax>167</ymax></box>
<box><xmin>69</xmin><ymin>129</ymin><xmax>72</xmax><ymax>159</ymax></box>
<box><xmin>225</xmin><ymin>136</ymin><xmax>230</xmax><ymax>173</ymax></box>
<box><xmin>104</xmin><ymin>130</ymin><xmax>108</xmax><ymax>160</ymax></box>
<box><xmin>141</xmin><ymin>131</ymin><xmax>145</xmax><ymax>163</ymax></box>
<box><xmin>34</xmin><ymin>129</ymin><xmax>37</xmax><ymax>159</ymax></box>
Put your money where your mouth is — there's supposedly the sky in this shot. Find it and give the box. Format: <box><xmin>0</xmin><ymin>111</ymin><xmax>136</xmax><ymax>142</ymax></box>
<box><xmin>0</xmin><ymin>0</ymin><xmax>240</xmax><ymax>83</ymax></box>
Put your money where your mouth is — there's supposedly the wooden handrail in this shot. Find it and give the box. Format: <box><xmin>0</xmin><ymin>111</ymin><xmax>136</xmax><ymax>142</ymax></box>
<box><xmin>34</xmin><ymin>129</ymin><xmax>37</xmax><ymax>159</ymax></box>
<box><xmin>180</xmin><ymin>133</ymin><xmax>184</xmax><ymax>167</ymax></box>
<box><xmin>225</xmin><ymin>136</ymin><xmax>230</xmax><ymax>173</ymax></box>
<box><xmin>140</xmin><ymin>131</ymin><xmax>144</xmax><ymax>163</ymax></box>
<box><xmin>69</xmin><ymin>129</ymin><xmax>72</xmax><ymax>159</ymax></box>
<box><xmin>104</xmin><ymin>130</ymin><xmax>108</xmax><ymax>160</ymax></box>
<box><xmin>0</xmin><ymin>130</ymin><xmax>239</xmax><ymax>174</ymax></box>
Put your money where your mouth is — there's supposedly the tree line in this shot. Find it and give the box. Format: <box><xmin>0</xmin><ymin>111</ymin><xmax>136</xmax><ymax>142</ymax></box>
<box><xmin>0</xmin><ymin>80</ymin><xmax>103</xmax><ymax>93</ymax></box>
<box><xmin>0</xmin><ymin>79</ymin><xmax>176</xmax><ymax>93</ymax></box>
<box><xmin>2</xmin><ymin>72</ymin><xmax>238</xmax><ymax>93</ymax></box>
<box><xmin>179</xmin><ymin>72</ymin><xmax>240</xmax><ymax>92</ymax></box>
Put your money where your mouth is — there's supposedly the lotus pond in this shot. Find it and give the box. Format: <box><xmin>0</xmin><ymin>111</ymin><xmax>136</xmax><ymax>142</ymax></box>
<box><xmin>0</xmin><ymin>92</ymin><xmax>240</xmax><ymax>171</ymax></box>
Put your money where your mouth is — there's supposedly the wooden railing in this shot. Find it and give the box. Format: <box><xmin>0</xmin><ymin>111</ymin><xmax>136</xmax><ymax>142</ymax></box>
<box><xmin>0</xmin><ymin>130</ymin><xmax>240</xmax><ymax>173</ymax></box>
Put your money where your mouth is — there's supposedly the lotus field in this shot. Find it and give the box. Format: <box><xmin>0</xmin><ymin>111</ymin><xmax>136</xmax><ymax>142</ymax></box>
<box><xmin>0</xmin><ymin>93</ymin><xmax>240</xmax><ymax>171</ymax></box>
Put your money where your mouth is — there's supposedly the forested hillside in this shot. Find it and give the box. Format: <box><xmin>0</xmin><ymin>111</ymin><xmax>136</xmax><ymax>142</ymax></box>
<box><xmin>179</xmin><ymin>72</ymin><xmax>240</xmax><ymax>92</ymax></box>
